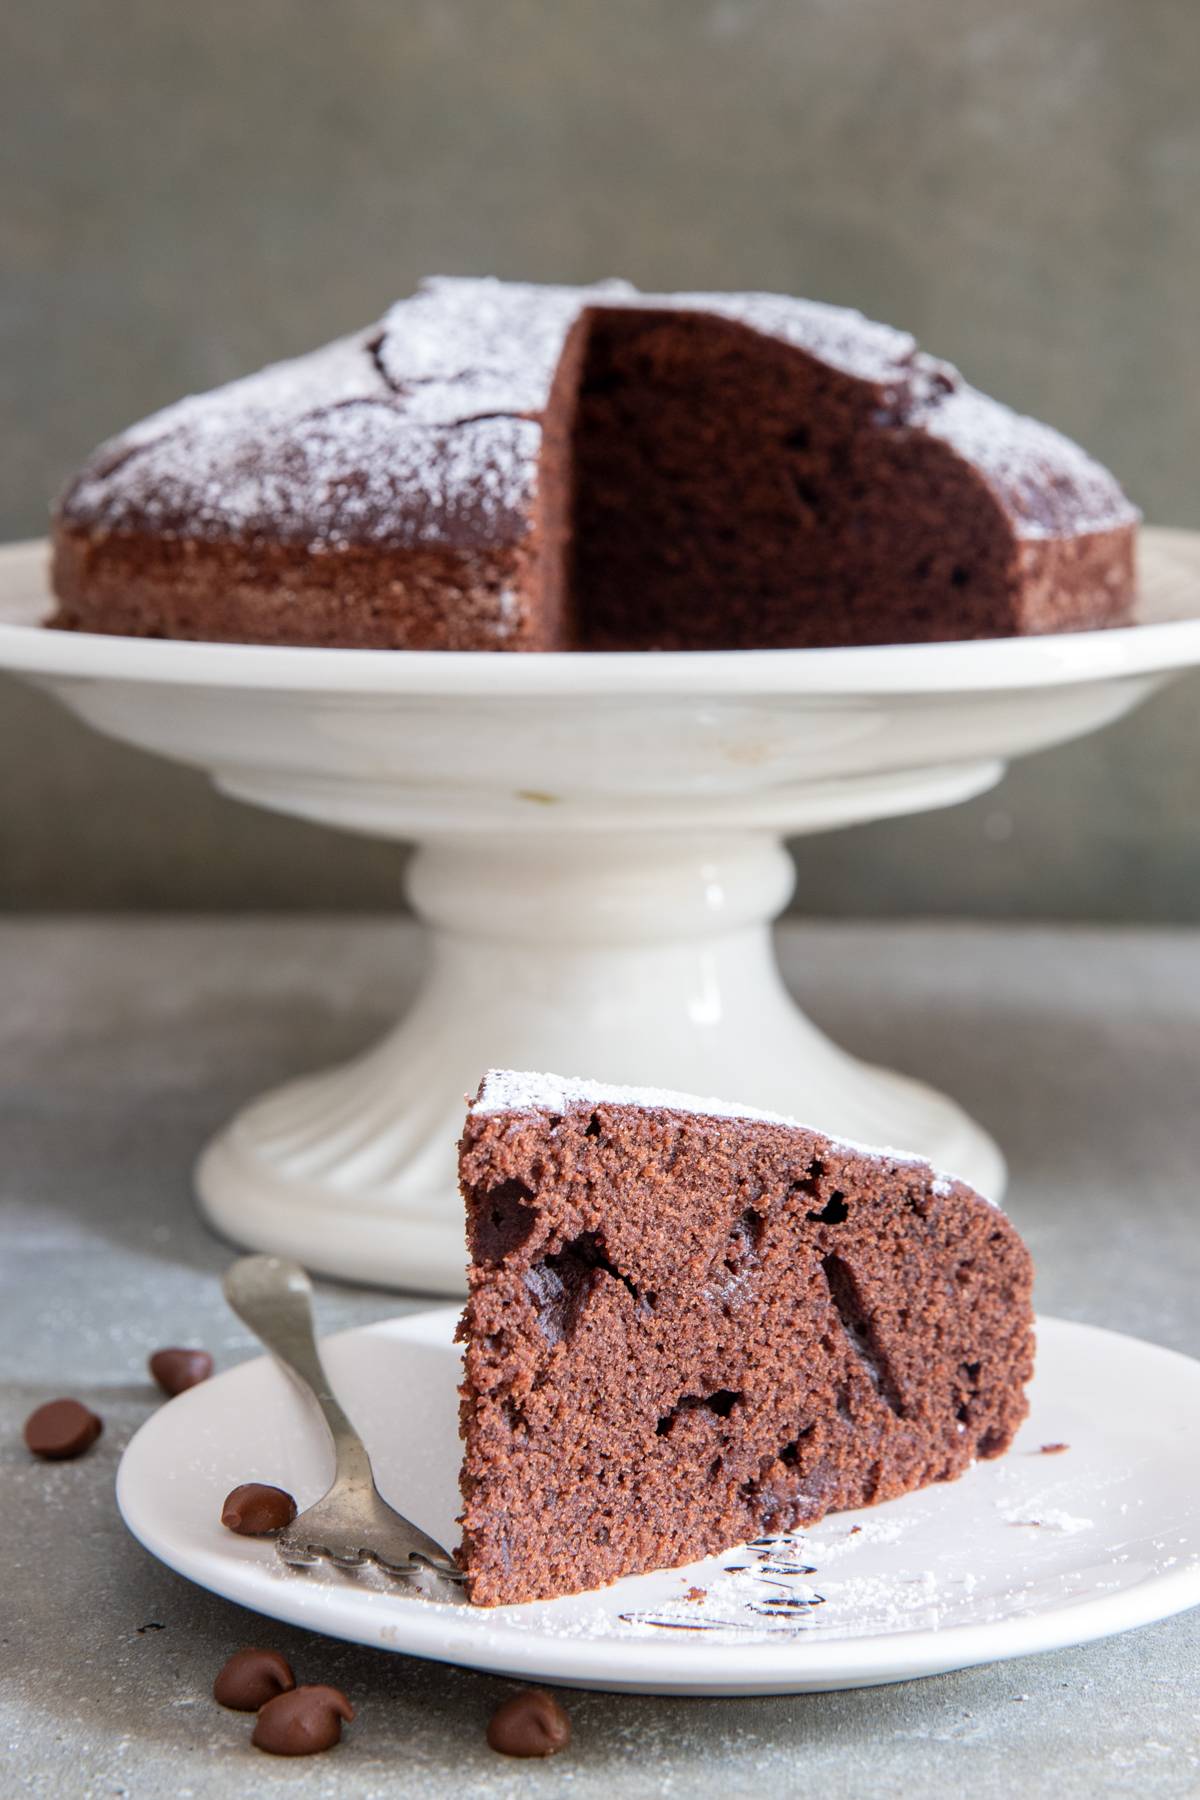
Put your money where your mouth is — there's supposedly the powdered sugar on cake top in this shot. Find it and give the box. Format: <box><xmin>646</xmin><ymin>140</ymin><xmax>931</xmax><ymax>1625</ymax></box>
<box><xmin>472</xmin><ymin>1067</ymin><xmax>988</xmax><ymax>1202</ymax></box>
<box><xmin>475</xmin><ymin>1067</ymin><xmax>803</xmax><ymax>1127</ymax></box>
<box><xmin>64</xmin><ymin>325</ymin><xmax>542</xmax><ymax>550</ymax></box>
<box><xmin>914</xmin><ymin>382</ymin><xmax>1137</xmax><ymax>539</ymax></box>
<box><xmin>61</xmin><ymin>275</ymin><xmax>1135</xmax><ymax>550</ymax></box>
<box><xmin>376</xmin><ymin>277</ymin><xmax>635</xmax><ymax>424</ymax></box>
<box><xmin>378</xmin><ymin>277</ymin><xmax>921</xmax><ymax>419</ymax></box>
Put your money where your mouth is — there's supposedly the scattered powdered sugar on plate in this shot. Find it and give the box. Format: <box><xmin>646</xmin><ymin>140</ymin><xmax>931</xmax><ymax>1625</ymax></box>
<box><xmin>616</xmin><ymin>1518</ymin><xmax>962</xmax><ymax>1642</ymax></box>
<box><xmin>487</xmin><ymin>1515</ymin><xmax>967</xmax><ymax>1645</ymax></box>
<box><xmin>1002</xmin><ymin>1505</ymin><xmax>1094</xmax><ymax>1535</ymax></box>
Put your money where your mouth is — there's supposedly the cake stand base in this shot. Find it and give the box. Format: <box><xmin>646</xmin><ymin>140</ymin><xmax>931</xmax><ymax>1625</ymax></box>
<box><xmin>195</xmin><ymin>831</ymin><xmax>1005</xmax><ymax>1294</ymax></box>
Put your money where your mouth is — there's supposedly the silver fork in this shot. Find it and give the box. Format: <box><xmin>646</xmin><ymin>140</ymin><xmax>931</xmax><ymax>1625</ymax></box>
<box><xmin>222</xmin><ymin>1254</ymin><xmax>465</xmax><ymax>1595</ymax></box>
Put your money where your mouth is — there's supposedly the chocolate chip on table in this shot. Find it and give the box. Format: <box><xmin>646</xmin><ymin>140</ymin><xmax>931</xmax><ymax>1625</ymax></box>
<box><xmin>252</xmin><ymin>1685</ymin><xmax>354</xmax><ymax>1756</ymax></box>
<box><xmin>486</xmin><ymin>1688</ymin><xmax>572</xmax><ymax>1758</ymax></box>
<box><xmin>213</xmin><ymin>1647</ymin><xmax>296</xmax><ymax>1712</ymax></box>
<box><xmin>149</xmin><ymin>1347</ymin><xmax>214</xmax><ymax>1396</ymax></box>
<box><xmin>220</xmin><ymin>1482</ymin><xmax>297</xmax><ymax>1536</ymax></box>
<box><xmin>23</xmin><ymin>1398</ymin><xmax>103</xmax><ymax>1460</ymax></box>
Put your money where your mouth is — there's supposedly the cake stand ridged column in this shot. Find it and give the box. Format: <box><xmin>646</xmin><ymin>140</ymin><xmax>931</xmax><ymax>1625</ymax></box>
<box><xmin>196</xmin><ymin>815</ymin><xmax>1006</xmax><ymax>1293</ymax></box>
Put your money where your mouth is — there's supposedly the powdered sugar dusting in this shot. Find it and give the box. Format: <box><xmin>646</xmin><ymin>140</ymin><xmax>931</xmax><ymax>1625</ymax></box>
<box><xmin>64</xmin><ymin>323</ymin><xmax>541</xmax><ymax>550</ymax></box>
<box><xmin>677</xmin><ymin>289</ymin><xmax>918</xmax><ymax>387</ymax></box>
<box><xmin>472</xmin><ymin>1067</ymin><xmax>987</xmax><ymax>1202</ymax></box>
<box><xmin>377</xmin><ymin>277</ymin><xmax>918</xmax><ymax>414</ymax></box>
<box><xmin>1002</xmin><ymin>1505</ymin><xmax>1094</xmax><ymax>1535</ymax></box>
<box><xmin>103</xmin><ymin>330</ymin><xmax>387</xmax><ymax>457</ymax></box>
<box><xmin>62</xmin><ymin>274</ymin><xmax>1136</xmax><ymax>552</ymax></box>
<box><xmin>376</xmin><ymin>276</ymin><xmax>635</xmax><ymax>423</ymax></box>
<box><xmin>917</xmin><ymin>382</ymin><xmax>1138</xmax><ymax>539</ymax></box>
<box><xmin>475</xmin><ymin>1066</ymin><xmax>801</xmax><ymax>1126</ymax></box>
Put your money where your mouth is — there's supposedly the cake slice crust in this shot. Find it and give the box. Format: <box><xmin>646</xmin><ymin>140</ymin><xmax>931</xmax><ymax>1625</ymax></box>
<box><xmin>457</xmin><ymin>1072</ymin><xmax>1034</xmax><ymax>1607</ymax></box>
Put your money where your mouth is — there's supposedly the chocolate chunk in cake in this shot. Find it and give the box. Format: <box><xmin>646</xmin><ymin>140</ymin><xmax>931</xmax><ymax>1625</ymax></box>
<box><xmin>456</xmin><ymin>1070</ymin><xmax>1034</xmax><ymax>1606</ymax></box>
<box><xmin>51</xmin><ymin>278</ymin><xmax>1136</xmax><ymax>650</ymax></box>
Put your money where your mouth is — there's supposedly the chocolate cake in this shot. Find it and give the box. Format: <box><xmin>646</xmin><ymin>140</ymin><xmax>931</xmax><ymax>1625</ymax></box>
<box><xmin>457</xmin><ymin>1070</ymin><xmax>1034</xmax><ymax>1607</ymax></box>
<box><xmin>51</xmin><ymin>278</ymin><xmax>1137</xmax><ymax>650</ymax></box>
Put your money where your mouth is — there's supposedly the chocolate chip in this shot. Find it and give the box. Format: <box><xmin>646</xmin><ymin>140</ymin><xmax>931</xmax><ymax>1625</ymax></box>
<box><xmin>486</xmin><ymin>1688</ymin><xmax>572</xmax><ymax>1758</ymax></box>
<box><xmin>149</xmin><ymin>1347</ymin><xmax>214</xmax><ymax>1396</ymax></box>
<box><xmin>220</xmin><ymin>1482</ymin><xmax>297</xmax><ymax>1536</ymax></box>
<box><xmin>252</xmin><ymin>1685</ymin><xmax>354</xmax><ymax>1756</ymax></box>
<box><xmin>23</xmin><ymin>1398</ymin><xmax>103</xmax><ymax>1460</ymax></box>
<box><xmin>213</xmin><ymin>1647</ymin><xmax>296</xmax><ymax>1712</ymax></box>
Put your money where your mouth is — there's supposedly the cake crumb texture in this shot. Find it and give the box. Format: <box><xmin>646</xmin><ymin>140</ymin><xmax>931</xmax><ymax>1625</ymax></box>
<box><xmin>456</xmin><ymin>1077</ymin><xmax>1035</xmax><ymax>1605</ymax></box>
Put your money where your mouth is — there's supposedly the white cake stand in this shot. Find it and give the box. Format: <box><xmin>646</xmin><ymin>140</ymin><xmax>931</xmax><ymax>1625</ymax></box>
<box><xmin>3</xmin><ymin>530</ymin><xmax>1199</xmax><ymax>1294</ymax></box>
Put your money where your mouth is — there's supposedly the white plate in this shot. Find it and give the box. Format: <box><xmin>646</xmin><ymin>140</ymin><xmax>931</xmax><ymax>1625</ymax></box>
<box><xmin>116</xmin><ymin>1309</ymin><xmax>1200</xmax><ymax>1695</ymax></box>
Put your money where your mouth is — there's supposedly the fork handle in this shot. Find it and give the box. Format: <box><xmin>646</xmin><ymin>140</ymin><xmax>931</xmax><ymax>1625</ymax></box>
<box><xmin>222</xmin><ymin>1254</ymin><xmax>375</xmax><ymax>1493</ymax></box>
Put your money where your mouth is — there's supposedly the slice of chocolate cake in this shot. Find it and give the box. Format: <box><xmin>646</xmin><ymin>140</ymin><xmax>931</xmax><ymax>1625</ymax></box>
<box><xmin>457</xmin><ymin>1071</ymin><xmax>1034</xmax><ymax>1607</ymax></box>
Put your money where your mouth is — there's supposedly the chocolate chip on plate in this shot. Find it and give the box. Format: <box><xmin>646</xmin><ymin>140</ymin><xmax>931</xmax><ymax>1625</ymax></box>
<box><xmin>149</xmin><ymin>1347</ymin><xmax>214</xmax><ymax>1396</ymax></box>
<box><xmin>23</xmin><ymin>1398</ymin><xmax>103</xmax><ymax>1461</ymax></box>
<box><xmin>213</xmin><ymin>1647</ymin><xmax>296</xmax><ymax>1712</ymax></box>
<box><xmin>486</xmin><ymin>1688</ymin><xmax>572</xmax><ymax>1758</ymax></box>
<box><xmin>252</xmin><ymin>1685</ymin><xmax>354</xmax><ymax>1756</ymax></box>
<box><xmin>220</xmin><ymin>1482</ymin><xmax>297</xmax><ymax>1536</ymax></box>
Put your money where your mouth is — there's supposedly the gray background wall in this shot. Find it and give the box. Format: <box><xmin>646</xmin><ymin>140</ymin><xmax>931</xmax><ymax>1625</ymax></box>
<box><xmin>3</xmin><ymin>0</ymin><xmax>1197</xmax><ymax>917</ymax></box>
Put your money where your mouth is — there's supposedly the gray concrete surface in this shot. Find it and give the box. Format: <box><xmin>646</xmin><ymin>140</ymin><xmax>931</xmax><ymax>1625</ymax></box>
<box><xmin>3</xmin><ymin>0</ymin><xmax>1200</xmax><ymax>918</ymax></box>
<box><xmin>2</xmin><ymin>916</ymin><xmax>1197</xmax><ymax>1797</ymax></box>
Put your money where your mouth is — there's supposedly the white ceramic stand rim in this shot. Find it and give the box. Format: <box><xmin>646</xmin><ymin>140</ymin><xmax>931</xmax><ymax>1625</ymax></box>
<box><xmin>4</xmin><ymin>528</ymin><xmax>1200</xmax><ymax>694</ymax></box>
<box><xmin>4</xmin><ymin>529</ymin><xmax>1200</xmax><ymax>1295</ymax></box>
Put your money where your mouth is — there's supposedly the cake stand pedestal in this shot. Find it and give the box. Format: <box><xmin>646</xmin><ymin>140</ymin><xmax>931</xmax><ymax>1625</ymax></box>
<box><xmin>196</xmin><ymin>812</ymin><xmax>1003</xmax><ymax>1289</ymax></box>
<box><xmin>3</xmin><ymin>529</ymin><xmax>1198</xmax><ymax>1294</ymax></box>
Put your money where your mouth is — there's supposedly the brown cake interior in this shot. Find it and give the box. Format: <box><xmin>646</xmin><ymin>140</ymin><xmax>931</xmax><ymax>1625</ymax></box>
<box><xmin>457</xmin><ymin>1093</ymin><xmax>1034</xmax><ymax>1607</ymax></box>
<box><xmin>560</xmin><ymin>308</ymin><xmax>1019</xmax><ymax>649</ymax></box>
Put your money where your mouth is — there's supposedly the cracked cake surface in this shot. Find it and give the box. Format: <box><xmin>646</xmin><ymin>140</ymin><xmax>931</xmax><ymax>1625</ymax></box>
<box><xmin>456</xmin><ymin>1070</ymin><xmax>1035</xmax><ymax>1606</ymax></box>
<box><xmin>51</xmin><ymin>276</ymin><xmax>1136</xmax><ymax>650</ymax></box>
